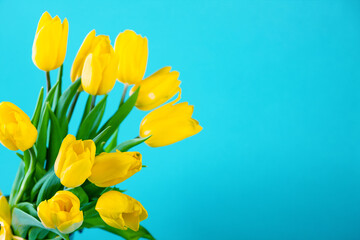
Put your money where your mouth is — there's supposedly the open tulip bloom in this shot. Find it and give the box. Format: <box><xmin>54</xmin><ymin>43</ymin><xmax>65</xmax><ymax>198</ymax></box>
<box><xmin>0</xmin><ymin>11</ymin><xmax>202</xmax><ymax>240</ymax></box>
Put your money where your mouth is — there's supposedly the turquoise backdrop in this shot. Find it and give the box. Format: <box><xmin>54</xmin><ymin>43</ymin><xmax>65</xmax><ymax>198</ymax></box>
<box><xmin>1</xmin><ymin>0</ymin><xmax>360</xmax><ymax>239</ymax></box>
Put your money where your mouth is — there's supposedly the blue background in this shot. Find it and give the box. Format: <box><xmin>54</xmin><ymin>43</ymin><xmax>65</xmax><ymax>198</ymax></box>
<box><xmin>1</xmin><ymin>0</ymin><xmax>360</xmax><ymax>239</ymax></box>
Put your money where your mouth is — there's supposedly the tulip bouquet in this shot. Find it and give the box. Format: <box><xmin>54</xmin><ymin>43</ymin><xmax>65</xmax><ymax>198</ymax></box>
<box><xmin>0</xmin><ymin>12</ymin><xmax>202</xmax><ymax>240</ymax></box>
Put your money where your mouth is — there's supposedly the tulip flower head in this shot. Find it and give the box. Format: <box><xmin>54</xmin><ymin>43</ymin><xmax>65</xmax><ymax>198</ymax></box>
<box><xmin>130</xmin><ymin>66</ymin><xmax>181</xmax><ymax>111</ymax></box>
<box><xmin>81</xmin><ymin>36</ymin><xmax>117</xmax><ymax>95</ymax></box>
<box><xmin>115</xmin><ymin>30</ymin><xmax>148</xmax><ymax>85</ymax></box>
<box><xmin>96</xmin><ymin>191</ymin><xmax>148</xmax><ymax>231</ymax></box>
<box><xmin>0</xmin><ymin>102</ymin><xmax>38</xmax><ymax>151</ymax></box>
<box><xmin>71</xmin><ymin>30</ymin><xmax>110</xmax><ymax>82</ymax></box>
<box><xmin>140</xmin><ymin>102</ymin><xmax>202</xmax><ymax>147</ymax></box>
<box><xmin>88</xmin><ymin>151</ymin><xmax>142</xmax><ymax>187</ymax></box>
<box><xmin>32</xmin><ymin>11</ymin><xmax>68</xmax><ymax>71</ymax></box>
<box><xmin>54</xmin><ymin>134</ymin><xmax>96</xmax><ymax>188</ymax></box>
<box><xmin>37</xmin><ymin>191</ymin><xmax>83</xmax><ymax>234</ymax></box>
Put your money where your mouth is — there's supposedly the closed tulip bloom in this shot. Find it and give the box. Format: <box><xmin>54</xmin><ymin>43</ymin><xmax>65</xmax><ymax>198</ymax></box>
<box><xmin>88</xmin><ymin>151</ymin><xmax>142</xmax><ymax>187</ymax></box>
<box><xmin>81</xmin><ymin>37</ymin><xmax>117</xmax><ymax>95</ymax></box>
<box><xmin>115</xmin><ymin>30</ymin><xmax>148</xmax><ymax>85</ymax></box>
<box><xmin>37</xmin><ymin>191</ymin><xmax>83</xmax><ymax>234</ymax></box>
<box><xmin>0</xmin><ymin>102</ymin><xmax>38</xmax><ymax>151</ymax></box>
<box><xmin>130</xmin><ymin>67</ymin><xmax>181</xmax><ymax>111</ymax></box>
<box><xmin>70</xmin><ymin>30</ymin><xmax>110</xmax><ymax>82</ymax></box>
<box><xmin>54</xmin><ymin>134</ymin><xmax>95</xmax><ymax>188</ymax></box>
<box><xmin>32</xmin><ymin>11</ymin><xmax>68</xmax><ymax>71</ymax></box>
<box><xmin>96</xmin><ymin>191</ymin><xmax>147</xmax><ymax>231</ymax></box>
<box><xmin>140</xmin><ymin>102</ymin><xmax>202</xmax><ymax>147</ymax></box>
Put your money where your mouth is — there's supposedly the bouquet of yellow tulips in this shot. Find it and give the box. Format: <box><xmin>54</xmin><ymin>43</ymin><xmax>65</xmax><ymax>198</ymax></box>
<box><xmin>0</xmin><ymin>12</ymin><xmax>202</xmax><ymax>240</ymax></box>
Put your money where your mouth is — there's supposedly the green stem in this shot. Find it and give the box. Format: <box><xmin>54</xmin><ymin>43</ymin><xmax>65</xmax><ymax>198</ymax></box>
<box><xmin>67</xmin><ymin>91</ymin><xmax>81</xmax><ymax>122</ymax></box>
<box><xmin>14</xmin><ymin>148</ymin><xmax>36</xmax><ymax>204</ymax></box>
<box><xmin>90</xmin><ymin>95</ymin><xmax>97</xmax><ymax>110</ymax></box>
<box><xmin>46</xmin><ymin>71</ymin><xmax>51</xmax><ymax>93</ymax></box>
<box><xmin>119</xmin><ymin>84</ymin><xmax>129</xmax><ymax>107</ymax></box>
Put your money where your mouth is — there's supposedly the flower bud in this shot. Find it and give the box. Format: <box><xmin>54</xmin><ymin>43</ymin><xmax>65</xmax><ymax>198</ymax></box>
<box><xmin>54</xmin><ymin>134</ymin><xmax>95</xmax><ymax>188</ymax></box>
<box><xmin>70</xmin><ymin>30</ymin><xmax>110</xmax><ymax>82</ymax></box>
<box><xmin>130</xmin><ymin>67</ymin><xmax>181</xmax><ymax>111</ymax></box>
<box><xmin>88</xmin><ymin>151</ymin><xmax>142</xmax><ymax>187</ymax></box>
<box><xmin>115</xmin><ymin>30</ymin><xmax>148</xmax><ymax>85</ymax></box>
<box><xmin>32</xmin><ymin>11</ymin><xmax>68</xmax><ymax>71</ymax></box>
<box><xmin>0</xmin><ymin>102</ymin><xmax>38</xmax><ymax>151</ymax></box>
<box><xmin>140</xmin><ymin>102</ymin><xmax>202</xmax><ymax>147</ymax></box>
<box><xmin>37</xmin><ymin>191</ymin><xmax>83</xmax><ymax>234</ymax></box>
<box><xmin>81</xmin><ymin>37</ymin><xmax>117</xmax><ymax>95</ymax></box>
<box><xmin>96</xmin><ymin>191</ymin><xmax>147</xmax><ymax>231</ymax></box>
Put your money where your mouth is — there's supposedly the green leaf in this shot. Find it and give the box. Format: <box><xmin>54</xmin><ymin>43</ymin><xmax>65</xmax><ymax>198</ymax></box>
<box><xmin>111</xmin><ymin>136</ymin><xmax>150</xmax><ymax>152</ymax></box>
<box><xmin>80</xmin><ymin>95</ymin><xmax>93</xmax><ymax>123</ymax></box>
<box><xmin>55</xmin><ymin>78</ymin><xmax>81</xmax><ymax>132</ymax></box>
<box><xmin>92</xmin><ymin>126</ymin><xmax>111</xmax><ymax>146</ymax></box>
<box><xmin>83</xmin><ymin>212</ymin><xmax>155</xmax><ymax>240</ymax></box>
<box><xmin>97</xmin><ymin>87</ymin><xmax>140</xmax><ymax>144</ymax></box>
<box><xmin>82</xmin><ymin>182</ymin><xmax>105</xmax><ymax>200</ymax></box>
<box><xmin>31</xmin><ymin>170</ymin><xmax>52</xmax><ymax>202</ymax></box>
<box><xmin>36</xmin><ymin>170</ymin><xmax>62</xmax><ymax>206</ymax></box>
<box><xmin>52</xmin><ymin>65</ymin><xmax>63</xmax><ymax>110</ymax></box>
<box><xmin>77</xmin><ymin>95</ymin><xmax>107</xmax><ymax>140</ymax></box>
<box><xmin>11</xmin><ymin>207</ymin><xmax>44</xmax><ymax>238</ymax></box>
<box><xmin>35</xmin><ymin>102</ymin><xmax>50</xmax><ymax>166</ymax></box>
<box><xmin>15</xmin><ymin>202</ymin><xmax>38</xmax><ymax>218</ymax></box>
<box><xmin>105</xmin><ymin>129</ymin><xmax>119</xmax><ymax>153</ymax></box>
<box><xmin>67</xmin><ymin>187</ymin><xmax>89</xmax><ymax>205</ymax></box>
<box><xmin>46</xmin><ymin>103</ymin><xmax>65</xmax><ymax>169</ymax></box>
<box><xmin>31</xmin><ymin>87</ymin><xmax>44</xmax><ymax>128</ymax></box>
<box><xmin>9</xmin><ymin>161</ymin><xmax>25</xmax><ymax>206</ymax></box>
<box><xmin>29</xmin><ymin>227</ymin><xmax>50</xmax><ymax>240</ymax></box>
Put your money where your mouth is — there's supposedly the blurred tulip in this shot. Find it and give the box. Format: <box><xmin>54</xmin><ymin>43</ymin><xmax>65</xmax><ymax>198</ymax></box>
<box><xmin>37</xmin><ymin>191</ymin><xmax>83</xmax><ymax>234</ymax></box>
<box><xmin>0</xmin><ymin>218</ymin><xmax>12</xmax><ymax>240</ymax></box>
<box><xmin>0</xmin><ymin>102</ymin><xmax>38</xmax><ymax>151</ymax></box>
<box><xmin>81</xmin><ymin>36</ymin><xmax>117</xmax><ymax>95</ymax></box>
<box><xmin>32</xmin><ymin>11</ymin><xmax>68</xmax><ymax>71</ymax></box>
<box><xmin>96</xmin><ymin>191</ymin><xmax>147</xmax><ymax>231</ymax></box>
<box><xmin>88</xmin><ymin>151</ymin><xmax>142</xmax><ymax>187</ymax></box>
<box><xmin>115</xmin><ymin>30</ymin><xmax>148</xmax><ymax>85</ymax></box>
<box><xmin>140</xmin><ymin>102</ymin><xmax>202</xmax><ymax>147</ymax></box>
<box><xmin>130</xmin><ymin>67</ymin><xmax>181</xmax><ymax>111</ymax></box>
<box><xmin>54</xmin><ymin>134</ymin><xmax>95</xmax><ymax>188</ymax></box>
<box><xmin>0</xmin><ymin>191</ymin><xmax>10</xmax><ymax>225</ymax></box>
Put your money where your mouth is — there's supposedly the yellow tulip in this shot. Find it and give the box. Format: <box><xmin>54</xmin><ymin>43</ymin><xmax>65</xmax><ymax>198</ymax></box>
<box><xmin>0</xmin><ymin>102</ymin><xmax>38</xmax><ymax>151</ymax></box>
<box><xmin>0</xmin><ymin>192</ymin><xmax>10</xmax><ymax>225</ymax></box>
<box><xmin>32</xmin><ymin>11</ymin><xmax>68</xmax><ymax>71</ymax></box>
<box><xmin>115</xmin><ymin>30</ymin><xmax>148</xmax><ymax>85</ymax></box>
<box><xmin>81</xmin><ymin>36</ymin><xmax>117</xmax><ymax>95</ymax></box>
<box><xmin>0</xmin><ymin>218</ymin><xmax>12</xmax><ymax>240</ymax></box>
<box><xmin>37</xmin><ymin>191</ymin><xmax>83</xmax><ymax>234</ymax></box>
<box><xmin>96</xmin><ymin>191</ymin><xmax>147</xmax><ymax>231</ymax></box>
<box><xmin>130</xmin><ymin>67</ymin><xmax>181</xmax><ymax>111</ymax></box>
<box><xmin>54</xmin><ymin>134</ymin><xmax>95</xmax><ymax>188</ymax></box>
<box><xmin>70</xmin><ymin>30</ymin><xmax>110</xmax><ymax>82</ymax></box>
<box><xmin>88</xmin><ymin>151</ymin><xmax>142</xmax><ymax>187</ymax></box>
<box><xmin>140</xmin><ymin>102</ymin><xmax>202</xmax><ymax>147</ymax></box>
